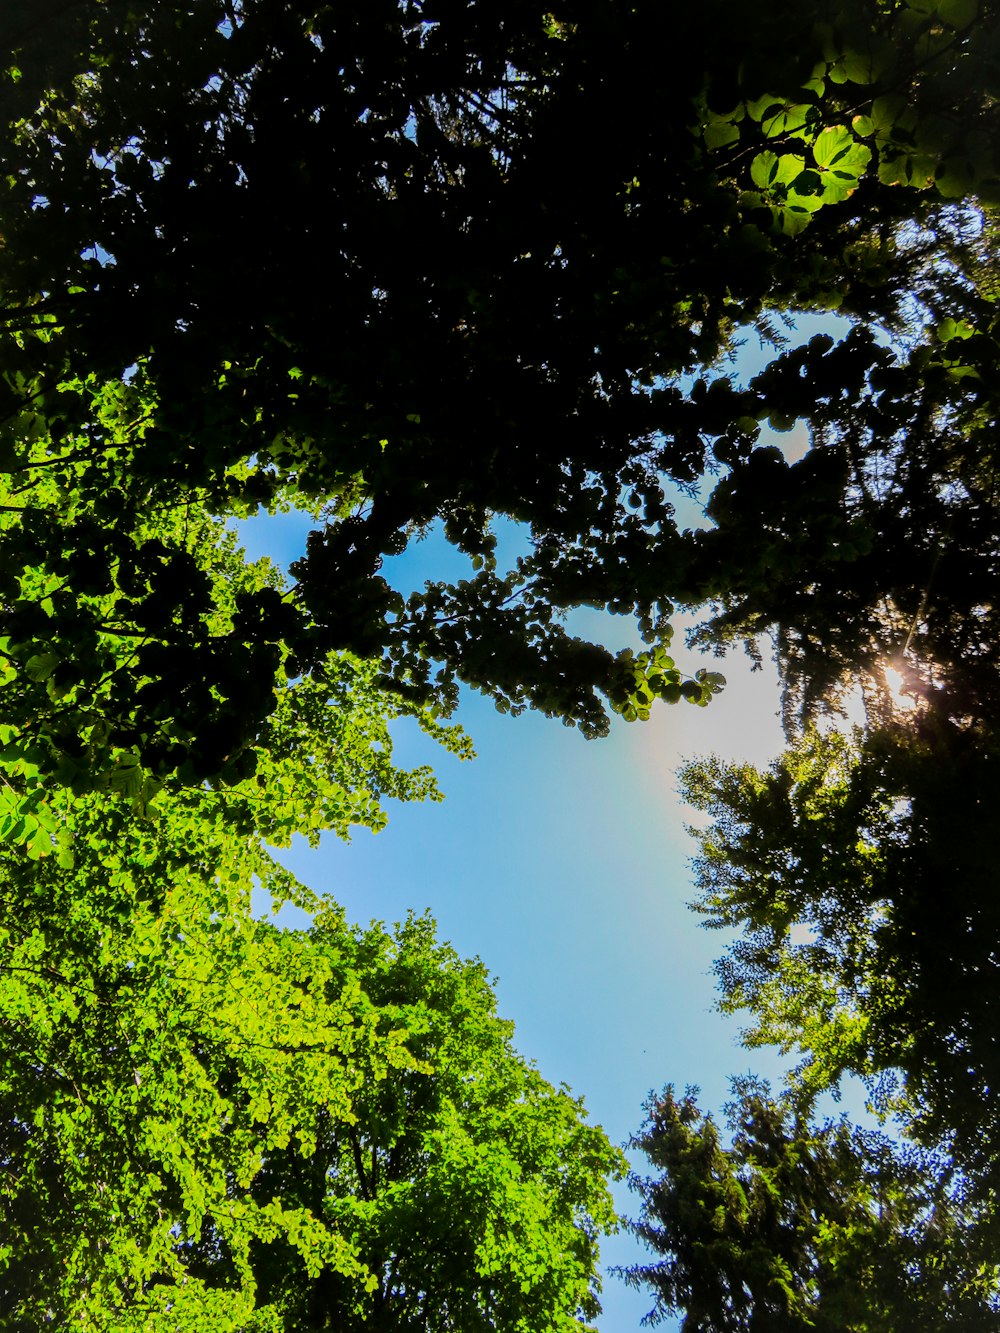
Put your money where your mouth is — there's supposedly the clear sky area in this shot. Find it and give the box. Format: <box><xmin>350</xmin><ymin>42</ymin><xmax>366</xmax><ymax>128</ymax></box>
<box><xmin>236</xmin><ymin>511</ymin><xmax>794</xmax><ymax>1332</ymax></box>
<box><xmin>235</xmin><ymin>316</ymin><xmax>852</xmax><ymax>1331</ymax></box>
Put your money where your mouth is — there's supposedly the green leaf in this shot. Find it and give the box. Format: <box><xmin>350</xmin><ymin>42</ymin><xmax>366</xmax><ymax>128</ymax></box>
<box><xmin>25</xmin><ymin>822</ymin><xmax>51</xmax><ymax>859</ymax></box>
<box><xmin>829</xmin><ymin>38</ymin><xmax>896</xmax><ymax>85</ymax></box>
<box><xmin>25</xmin><ymin>652</ymin><xmax>59</xmax><ymax>682</ymax></box>
<box><xmin>774</xmin><ymin>207</ymin><xmax>813</xmax><ymax>236</ymax></box>
<box><xmin>760</xmin><ymin>103</ymin><xmax>815</xmax><ymax>139</ymax></box>
<box><xmin>751</xmin><ymin>153</ymin><xmax>805</xmax><ymax>190</ymax></box>
<box><xmin>878</xmin><ymin>149</ymin><xmax>937</xmax><ymax>188</ymax></box>
<box><xmin>839</xmin><ymin>143</ymin><xmax>872</xmax><ymax>177</ymax></box>
<box><xmin>751</xmin><ymin>152</ymin><xmax>779</xmax><ymax>189</ymax></box>
<box><xmin>54</xmin><ymin>827</ymin><xmax>75</xmax><ymax>869</ymax></box>
<box><xmin>813</xmin><ymin>126</ymin><xmax>856</xmax><ymax>171</ymax></box>
<box><xmin>746</xmin><ymin>95</ymin><xmax>785</xmax><ymax>124</ymax></box>
<box><xmin>937</xmin><ymin>317</ymin><xmax>975</xmax><ymax>343</ymax></box>
<box><xmin>786</xmin><ymin>191</ymin><xmax>824</xmax><ymax>214</ymax></box>
<box><xmin>870</xmin><ymin>94</ymin><xmax>909</xmax><ymax>134</ymax></box>
<box><xmin>704</xmin><ymin>119</ymin><xmax>740</xmax><ymax>151</ymax></box>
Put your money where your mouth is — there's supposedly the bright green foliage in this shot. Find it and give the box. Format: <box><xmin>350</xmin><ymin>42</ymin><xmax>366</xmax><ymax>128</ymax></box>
<box><xmin>0</xmin><ymin>801</ymin><xmax>364</xmax><ymax>1330</ymax></box>
<box><xmin>183</xmin><ymin>912</ymin><xmax>625</xmax><ymax>1332</ymax></box>
<box><xmin>706</xmin><ymin>0</ymin><xmax>1000</xmax><ymax>237</ymax></box>
<box><xmin>623</xmin><ymin>1081</ymin><xmax>1000</xmax><ymax>1332</ymax></box>
<box><xmin>0</xmin><ymin>798</ymin><xmax>622</xmax><ymax>1331</ymax></box>
<box><xmin>613</xmin><ymin>646</ymin><xmax>725</xmax><ymax>722</ymax></box>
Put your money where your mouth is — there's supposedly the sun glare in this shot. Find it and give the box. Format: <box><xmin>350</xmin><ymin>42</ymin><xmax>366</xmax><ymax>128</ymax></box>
<box><xmin>883</xmin><ymin>664</ymin><xmax>917</xmax><ymax>712</ymax></box>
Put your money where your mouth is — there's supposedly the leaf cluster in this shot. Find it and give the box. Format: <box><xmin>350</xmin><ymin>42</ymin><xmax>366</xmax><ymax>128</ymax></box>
<box><xmin>0</xmin><ymin>794</ymin><xmax>622</xmax><ymax>1331</ymax></box>
<box><xmin>1</xmin><ymin>0</ymin><xmax>998</xmax><ymax>754</ymax></box>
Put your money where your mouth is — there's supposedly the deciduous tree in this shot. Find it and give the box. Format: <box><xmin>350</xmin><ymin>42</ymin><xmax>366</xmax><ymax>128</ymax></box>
<box><xmin>1</xmin><ymin>0</ymin><xmax>998</xmax><ymax>778</ymax></box>
<box><xmin>0</xmin><ymin>792</ymin><xmax>621</xmax><ymax>1331</ymax></box>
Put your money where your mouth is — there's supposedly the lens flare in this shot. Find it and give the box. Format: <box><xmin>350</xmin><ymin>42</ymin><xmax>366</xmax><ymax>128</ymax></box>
<box><xmin>884</xmin><ymin>665</ymin><xmax>917</xmax><ymax>712</ymax></box>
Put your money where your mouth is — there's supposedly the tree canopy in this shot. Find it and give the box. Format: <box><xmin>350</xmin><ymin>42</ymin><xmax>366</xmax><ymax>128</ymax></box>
<box><xmin>676</xmin><ymin>716</ymin><xmax>1000</xmax><ymax>1189</ymax></box>
<box><xmin>2</xmin><ymin>0</ymin><xmax>1000</xmax><ymax>794</ymax></box>
<box><xmin>3</xmin><ymin>0</ymin><xmax>1000</xmax><ymax>1328</ymax></box>
<box><xmin>623</xmin><ymin>1080</ymin><xmax>1000</xmax><ymax>1332</ymax></box>
<box><xmin>0</xmin><ymin>786</ymin><xmax>623</xmax><ymax>1330</ymax></box>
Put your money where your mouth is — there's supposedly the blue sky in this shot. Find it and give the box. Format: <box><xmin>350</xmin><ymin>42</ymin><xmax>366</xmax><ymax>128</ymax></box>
<box><xmin>238</xmin><ymin>502</ymin><xmax>799</xmax><ymax>1331</ymax></box>
<box><xmin>235</xmin><ymin>314</ymin><xmax>856</xmax><ymax>1329</ymax></box>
